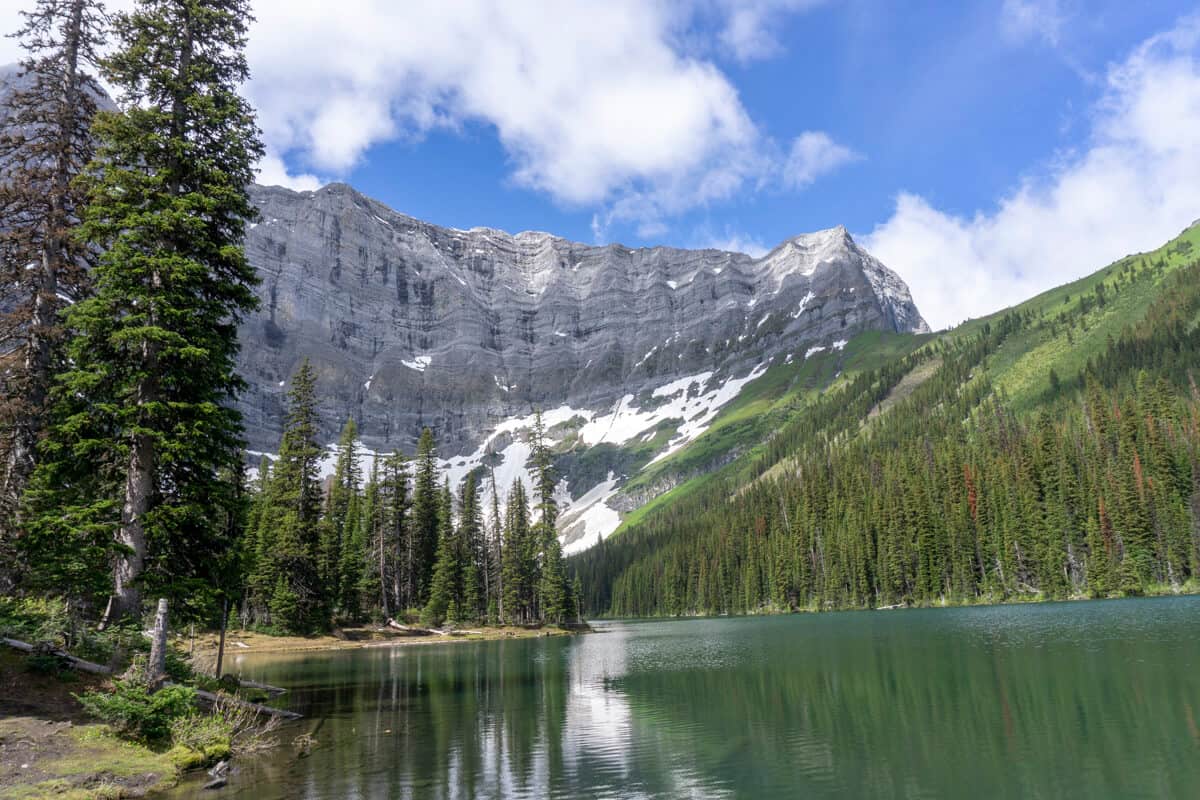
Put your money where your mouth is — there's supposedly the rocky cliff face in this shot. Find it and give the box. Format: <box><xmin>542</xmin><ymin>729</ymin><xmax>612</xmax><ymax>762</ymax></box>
<box><xmin>238</xmin><ymin>182</ymin><xmax>928</xmax><ymax>460</ymax></box>
<box><xmin>0</xmin><ymin>63</ymin><xmax>928</xmax><ymax>550</ymax></box>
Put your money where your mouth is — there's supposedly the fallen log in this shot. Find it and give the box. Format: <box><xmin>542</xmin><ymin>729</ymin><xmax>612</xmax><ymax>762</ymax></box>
<box><xmin>187</xmin><ymin>686</ymin><xmax>302</xmax><ymax>720</ymax></box>
<box><xmin>237</xmin><ymin>678</ymin><xmax>287</xmax><ymax>696</ymax></box>
<box><xmin>385</xmin><ymin>619</ymin><xmax>443</xmax><ymax>635</ymax></box>
<box><xmin>1</xmin><ymin>636</ymin><xmax>299</xmax><ymax>720</ymax></box>
<box><xmin>384</xmin><ymin>618</ymin><xmax>484</xmax><ymax>637</ymax></box>
<box><xmin>1</xmin><ymin>637</ymin><xmax>113</xmax><ymax>675</ymax></box>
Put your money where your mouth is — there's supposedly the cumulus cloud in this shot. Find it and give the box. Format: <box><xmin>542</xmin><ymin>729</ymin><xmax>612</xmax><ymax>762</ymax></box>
<box><xmin>783</xmin><ymin>131</ymin><xmax>861</xmax><ymax>189</ymax></box>
<box><xmin>865</xmin><ymin>15</ymin><xmax>1200</xmax><ymax>330</ymax></box>
<box><xmin>0</xmin><ymin>1</ymin><xmax>849</xmax><ymax>225</ymax></box>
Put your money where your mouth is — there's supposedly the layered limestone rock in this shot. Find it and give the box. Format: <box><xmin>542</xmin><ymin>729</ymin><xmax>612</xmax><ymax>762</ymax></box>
<box><xmin>237</xmin><ymin>182</ymin><xmax>928</xmax><ymax>457</ymax></box>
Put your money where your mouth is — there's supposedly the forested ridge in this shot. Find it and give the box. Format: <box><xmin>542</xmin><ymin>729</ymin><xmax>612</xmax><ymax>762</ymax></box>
<box><xmin>573</xmin><ymin>229</ymin><xmax>1200</xmax><ymax>616</ymax></box>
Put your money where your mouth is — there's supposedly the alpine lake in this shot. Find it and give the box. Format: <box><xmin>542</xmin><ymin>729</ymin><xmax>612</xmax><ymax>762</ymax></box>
<box><xmin>169</xmin><ymin>596</ymin><xmax>1200</xmax><ymax>799</ymax></box>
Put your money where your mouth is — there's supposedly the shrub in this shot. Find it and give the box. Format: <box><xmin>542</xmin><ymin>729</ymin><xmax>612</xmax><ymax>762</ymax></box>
<box><xmin>209</xmin><ymin>692</ymin><xmax>282</xmax><ymax>755</ymax></box>
<box><xmin>77</xmin><ymin>672</ymin><xmax>197</xmax><ymax>743</ymax></box>
<box><xmin>169</xmin><ymin>711</ymin><xmax>233</xmax><ymax>753</ymax></box>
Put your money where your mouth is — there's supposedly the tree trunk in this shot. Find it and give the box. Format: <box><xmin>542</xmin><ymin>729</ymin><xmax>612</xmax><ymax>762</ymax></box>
<box><xmin>102</xmin><ymin>432</ymin><xmax>154</xmax><ymax>628</ymax></box>
<box><xmin>147</xmin><ymin>598</ymin><xmax>168</xmax><ymax>688</ymax></box>
<box><xmin>215</xmin><ymin>596</ymin><xmax>228</xmax><ymax>679</ymax></box>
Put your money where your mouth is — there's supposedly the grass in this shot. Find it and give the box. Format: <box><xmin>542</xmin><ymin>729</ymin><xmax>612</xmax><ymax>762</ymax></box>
<box><xmin>0</xmin><ymin>651</ymin><xmax>181</xmax><ymax>800</ymax></box>
<box><xmin>947</xmin><ymin>221</ymin><xmax>1200</xmax><ymax>411</ymax></box>
<box><xmin>0</xmin><ymin>723</ymin><xmax>186</xmax><ymax>800</ymax></box>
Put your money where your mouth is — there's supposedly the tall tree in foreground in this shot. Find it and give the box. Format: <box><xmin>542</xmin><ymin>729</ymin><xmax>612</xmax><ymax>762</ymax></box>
<box><xmin>0</xmin><ymin>0</ymin><xmax>106</xmax><ymax>577</ymax></box>
<box><xmin>27</xmin><ymin>0</ymin><xmax>263</xmax><ymax>625</ymax></box>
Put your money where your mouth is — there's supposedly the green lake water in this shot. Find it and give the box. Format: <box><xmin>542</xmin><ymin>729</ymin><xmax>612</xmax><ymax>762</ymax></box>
<box><xmin>170</xmin><ymin>597</ymin><xmax>1200</xmax><ymax>799</ymax></box>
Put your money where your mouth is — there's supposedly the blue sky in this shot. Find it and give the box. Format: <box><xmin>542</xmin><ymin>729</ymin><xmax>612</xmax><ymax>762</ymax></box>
<box><xmin>3</xmin><ymin>0</ymin><xmax>1198</xmax><ymax>328</ymax></box>
<box><xmin>340</xmin><ymin>1</ymin><xmax>1188</xmax><ymax>249</ymax></box>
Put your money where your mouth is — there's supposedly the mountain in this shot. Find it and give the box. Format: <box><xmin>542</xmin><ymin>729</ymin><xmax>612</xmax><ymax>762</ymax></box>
<box><xmin>572</xmin><ymin>221</ymin><xmax>1200</xmax><ymax>614</ymax></box>
<box><xmin>236</xmin><ymin>182</ymin><xmax>928</xmax><ymax>550</ymax></box>
<box><xmin>0</xmin><ymin>63</ymin><xmax>928</xmax><ymax>553</ymax></box>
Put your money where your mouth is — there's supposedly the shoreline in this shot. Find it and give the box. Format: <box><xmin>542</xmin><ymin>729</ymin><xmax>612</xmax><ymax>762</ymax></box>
<box><xmin>188</xmin><ymin>623</ymin><xmax>580</xmax><ymax>660</ymax></box>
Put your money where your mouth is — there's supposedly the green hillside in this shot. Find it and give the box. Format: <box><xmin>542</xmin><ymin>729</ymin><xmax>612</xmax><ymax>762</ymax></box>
<box><xmin>572</xmin><ymin>222</ymin><xmax>1200</xmax><ymax>616</ymax></box>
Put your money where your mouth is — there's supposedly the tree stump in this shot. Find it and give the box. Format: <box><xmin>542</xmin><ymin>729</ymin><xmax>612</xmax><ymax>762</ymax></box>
<box><xmin>147</xmin><ymin>598</ymin><xmax>169</xmax><ymax>688</ymax></box>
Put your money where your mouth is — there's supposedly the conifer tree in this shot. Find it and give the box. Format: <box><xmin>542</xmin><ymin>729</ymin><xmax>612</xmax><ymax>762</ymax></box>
<box><xmin>0</xmin><ymin>0</ymin><xmax>105</xmax><ymax>540</ymax></box>
<box><xmin>411</xmin><ymin>427</ymin><xmax>439</xmax><ymax>604</ymax></box>
<box><xmin>26</xmin><ymin>0</ymin><xmax>263</xmax><ymax>626</ymax></box>
<box><xmin>458</xmin><ymin>473</ymin><xmax>483</xmax><ymax>622</ymax></box>
<box><xmin>501</xmin><ymin>479</ymin><xmax>533</xmax><ymax>624</ymax></box>
<box><xmin>381</xmin><ymin>450</ymin><xmax>411</xmax><ymax>612</ymax></box>
<box><xmin>324</xmin><ymin>418</ymin><xmax>362</xmax><ymax>617</ymax></box>
<box><xmin>531</xmin><ymin>412</ymin><xmax>568</xmax><ymax>623</ymax></box>
<box><xmin>362</xmin><ymin>456</ymin><xmax>387</xmax><ymax>617</ymax></box>
<box><xmin>251</xmin><ymin>360</ymin><xmax>324</xmax><ymax>632</ymax></box>
<box><xmin>488</xmin><ymin>464</ymin><xmax>503</xmax><ymax>623</ymax></box>
<box><xmin>422</xmin><ymin>479</ymin><xmax>460</xmax><ymax>627</ymax></box>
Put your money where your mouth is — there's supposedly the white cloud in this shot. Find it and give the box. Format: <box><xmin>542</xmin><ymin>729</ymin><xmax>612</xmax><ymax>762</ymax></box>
<box><xmin>713</xmin><ymin>0</ymin><xmax>827</xmax><ymax>62</ymax></box>
<box><xmin>783</xmin><ymin>131</ymin><xmax>860</xmax><ymax>189</ymax></box>
<box><xmin>0</xmin><ymin>0</ymin><xmax>841</xmax><ymax>232</ymax></box>
<box><xmin>695</xmin><ymin>229</ymin><xmax>770</xmax><ymax>258</ymax></box>
<box><xmin>1000</xmin><ymin>0</ymin><xmax>1067</xmax><ymax>47</ymax></box>
<box><xmin>865</xmin><ymin>15</ymin><xmax>1200</xmax><ymax>330</ymax></box>
<box><xmin>255</xmin><ymin>152</ymin><xmax>321</xmax><ymax>192</ymax></box>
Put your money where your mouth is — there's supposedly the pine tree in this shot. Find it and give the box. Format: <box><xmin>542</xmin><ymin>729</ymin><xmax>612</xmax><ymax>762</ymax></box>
<box><xmin>422</xmin><ymin>480</ymin><xmax>460</xmax><ymax>627</ymax></box>
<box><xmin>252</xmin><ymin>360</ymin><xmax>324</xmax><ymax>632</ymax></box>
<box><xmin>411</xmin><ymin>427</ymin><xmax>439</xmax><ymax>604</ymax></box>
<box><xmin>458</xmin><ymin>473</ymin><xmax>483</xmax><ymax>623</ymax></box>
<box><xmin>501</xmin><ymin>480</ymin><xmax>533</xmax><ymax>625</ymax></box>
<box><xmin>362</xmin><ymin>456</ymin><xmax>387</xmax><ymax>618</ymax></box>
<box><xmin>26</xmin><ymin>0</ymin><xmax>263</xmax><ymax>626</ymax></box>
<box><xmin>0</xmin><ymin>0</ymin><xmax>105</xmax><ymax>542</ymax></box>
<box><xmin>324</xmin><ymin>418</ymin><xmax>363</xmax><ymax>618</ymax></box>
<box><xmin>488</xmin><ymin>461</ymin><xmax>503</xmax><ymax>623</ymax></box>
<box><xmin>380</xmin><ymin>450</ymin><xmax>411</xmax><ymax>613</ymax></box>
<box><xmin>531</xmin><ymin>412</ymin><xmax>568</xmax><ymax>623</ymax></box>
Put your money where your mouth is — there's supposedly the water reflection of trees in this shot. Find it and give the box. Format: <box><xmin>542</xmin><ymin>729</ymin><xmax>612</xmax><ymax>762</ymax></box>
<box><xmin>182</xmin><ymin>603</ymin><xmax>1200</xmax><ymax>799</ymax></box>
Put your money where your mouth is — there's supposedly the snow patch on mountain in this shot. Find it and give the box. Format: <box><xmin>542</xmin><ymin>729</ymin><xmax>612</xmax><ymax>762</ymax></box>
<box><xmin>402</xmin><ymin>355</ymin><xmax>432</xmax><ymax>372</ymax></box>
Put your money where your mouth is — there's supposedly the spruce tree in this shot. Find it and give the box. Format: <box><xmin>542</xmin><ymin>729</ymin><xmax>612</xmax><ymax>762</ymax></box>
<box><xmin>488</xmin><ymin>463</ymin><xmax>503</xmax><ymax>623</ymax></box>
<box><xmin>380</xmin><ymin>449</ymin><xmax>411</xmax><ymax>613</ymax></box>
<box><xmin>26</xmin><ymin>0</ymin><xmax>263</xmax><ymax>626</ymax></box>
<box><xmin>362</xmin><ymin>456</ymin><xmax>386</xmax><ymax>618</ymax></box>
<box><xmin>501</xmin><ymin>479</ymin><xmax>532</xmax><ymax>625</ymax></box>
<box><xmin>422</xmin><ymin>479</ymin><xmax>460</xmax><ymax>627</ymax></box>
<box><xmin>458</xmin><ymin>473</ymin><xmax>483</xmax><ymax>623</ymax></box>
<box><xmin>252</xmin><ymin>360</ymin><xmax>324</xmax><ymax>632</ymax></box>
<box><xmin>411</xmin><ymin>427</ymin><xmax>439</xmax><ymax>604</ymax></box>
<box><xmin>0</xmin><ymin>0</ymin><xmax>105</xmax><ymax>542</ymax></box>
<box><xmin>531</xmin><ymin>412</ymin><xmax>567</xmax><ymax>623</ymax></box>
<box><xmin>324</xmin><ymin>418</ymin><xmax>363</xmax><ymax>617</ymax></box>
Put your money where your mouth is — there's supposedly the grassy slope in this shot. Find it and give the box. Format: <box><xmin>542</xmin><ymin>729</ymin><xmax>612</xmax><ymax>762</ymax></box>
<box><xmin>614</xmin><ymin>330</ymin><xmax>930</xmax><ymax>533</ymax></box>
<box><xmin>606</xmin><ymin>221</ymin><xmax>1200</xmax><ymax>542</ymax></box>
<box><xmin>952</xmin><ymin>223</ymin><xmax>1200</xmax><ymax>409</ymax></box>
